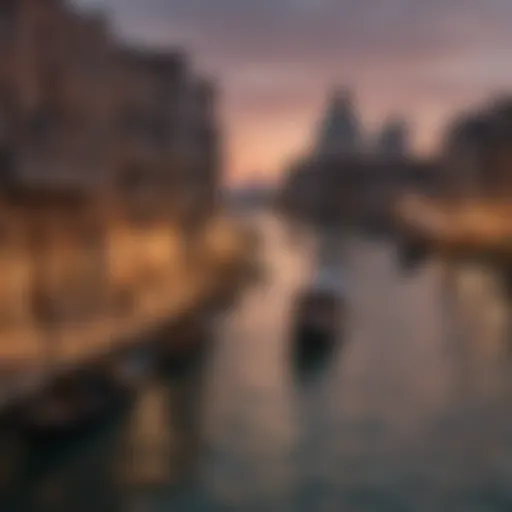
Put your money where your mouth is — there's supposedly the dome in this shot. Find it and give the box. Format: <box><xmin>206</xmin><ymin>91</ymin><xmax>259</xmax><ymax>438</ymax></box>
<box><xmin>316</xmin><ymin>88</ymin><xmax>361</xmax><ymax>157</ymax></box>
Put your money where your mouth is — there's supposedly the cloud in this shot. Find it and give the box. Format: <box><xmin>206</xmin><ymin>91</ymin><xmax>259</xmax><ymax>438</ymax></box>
<box><xmin>79</xmin><ymin>0</ymin><xmax>512</xmax><ymax>180</ymax></box>
<box><xmin>96</xmin><ymin>1</ymin><xmax>511</xmax><ymax>60</ymax></box>
<box><xmin>83</xmin><ymin>0</ymin><xmax>512</xmax><ymax>76</ymax></box>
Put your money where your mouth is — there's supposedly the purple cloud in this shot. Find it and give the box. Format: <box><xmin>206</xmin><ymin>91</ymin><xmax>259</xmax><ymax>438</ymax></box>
<box><xmin>78</xmin><ymin>0</ymin><xmax>512</xmax><ymax>179</ymax></box>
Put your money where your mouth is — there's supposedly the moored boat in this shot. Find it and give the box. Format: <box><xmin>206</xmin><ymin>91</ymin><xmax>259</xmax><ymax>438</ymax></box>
<box><xmin>292</xmin><ymin>268</ymin><xmax>346</xmax><ymax>377</ymax></box>
<box><xmin>158</xmin><ymin>315</ymin><xmax>210</xmax><ymax>378</ymax></box>
<box><xmin>16</xmin><ymin>368</ymin><xmax>130</xmax><ymax>441</ymax></box>
<box><xmin>397</xmin><ymin>234</ymin><xmax>428</xmax><ymax>271</ymax></box>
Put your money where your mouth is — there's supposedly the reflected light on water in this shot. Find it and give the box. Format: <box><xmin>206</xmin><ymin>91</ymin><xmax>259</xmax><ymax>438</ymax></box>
<box><xmin>116</xmin><ymin>382</ymin><xmax>175</xmax><ymax>489</ymax></box>
<box><xmin>4</xmin><ymin>213</ymin><xmax>512</xmax><ymax>511</ymax></box>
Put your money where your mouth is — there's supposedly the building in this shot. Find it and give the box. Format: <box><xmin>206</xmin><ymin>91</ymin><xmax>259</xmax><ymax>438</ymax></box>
<box><xmin>374</xmin><ymin>118</ymin><xmax>408</xmax><ymax>159</ymax></box>
<box><xmin>0</xmin><ymin>0</ymin><xmax>222</xmax><ymax>221</ymax></box>
<box><xmin>314</xmin><ymin>89</ymin><xmax>409</xmax><ymax>159</ymax></box>
<box><xmin>0</xmin><ymin>0</ymin><xmax>223</xmax><ymax>325</ymax></box>
<box><xmin>281</xmin><ymin>154</ymin><xmax>439</xmax><ymax>228</ymax></box>
<box><xmin>315</xmin><ymin>88</ymin><xmax>361</xmax><ymax>157</ymax></box>
<box><xmin>111</xmin><ymin>46</ymin><xmax>187</xmax><ymax>214</ymax></box>
<box><xmin>444</xmin><ymin>97</ymin><xmax>512</xmax><ymax>197</ymax></box>
<box><xmin>173</xmin><ymin>77</ymin><xmax>221</xmax><ymax>224</ymax></box>
<box><xmin>279</xmin><ymin>87</ymin><xmax>439</xmax><ymax>229</ymax></box>
<box><xmin>0</xmin><ymin>0</ymin><xmax>116</xmax><ymax>187</ymax></box>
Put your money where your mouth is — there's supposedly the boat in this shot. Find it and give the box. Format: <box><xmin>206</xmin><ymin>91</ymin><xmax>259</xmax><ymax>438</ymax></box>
<box><xmin>292</xmin><ymin>268</ymin><xmax>346</xmax><ymax>377</ymax></box>
<box><xmin>16</xmin><ymin>368</ymin><xmax>130</xmax><ymax>441</ymax></box>
<box><xmin>159</xmin><ymin>316</ymin><xmax>209</xmax><ymax>378</ymax></box>
<box><xmin>397</xmin><ymin>234</ymin><xmax>428</xmax><ymax>271</ymax></box>
<box><xmin>113</xmin><ymin>346</ymin><xmax>157</xmax><ymax>391</ymax></box>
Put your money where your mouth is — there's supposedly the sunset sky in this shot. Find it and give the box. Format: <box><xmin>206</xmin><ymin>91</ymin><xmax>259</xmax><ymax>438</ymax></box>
<box><xmin>81</xmin><ymin>0</ymin><xmax>512</xmax><ymax>184</ymax></box>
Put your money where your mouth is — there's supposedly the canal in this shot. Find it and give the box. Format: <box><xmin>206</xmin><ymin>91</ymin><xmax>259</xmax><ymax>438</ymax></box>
<box><xmin>4</xmin><ymin>212</ymin><xmax>512</xmax><ymax>511</ymax></box>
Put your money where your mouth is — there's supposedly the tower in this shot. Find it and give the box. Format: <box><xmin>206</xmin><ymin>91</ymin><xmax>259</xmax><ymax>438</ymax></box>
<box><xmin>375</xmin><ymin>118</ymin><xmax>408</xmax><ymax>158</ymax></box>
<box><xmin>316</xmin><ymin>88</ymin><xmax>361</xmax><ymax>157</ymax></box>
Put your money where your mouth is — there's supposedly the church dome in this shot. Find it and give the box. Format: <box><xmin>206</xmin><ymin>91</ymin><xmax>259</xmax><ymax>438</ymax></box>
<box><xmin>316</xmin><ymin>88</ymin><xmax>361</xmax><ymax>157</ymax></box>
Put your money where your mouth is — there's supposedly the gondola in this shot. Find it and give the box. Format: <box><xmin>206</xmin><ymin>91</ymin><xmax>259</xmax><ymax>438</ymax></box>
<box><xmin>292</xmin><ymin>269</ymin><xmax>346</xmax><ymax>378</ymax></box>
<box><xmin>158</xmin><ymin>316</ymin><xmax>209</xmax><ymax>379</ymax></box>
<box><xmin>397</xmin><ymin>235</ymin><xmax>428</xmax><ymax>271</ymax></box>
<box><xmin>16</xmin><ymin>369</ymin><xmax>130</xmax><ymax>441</ymax></box>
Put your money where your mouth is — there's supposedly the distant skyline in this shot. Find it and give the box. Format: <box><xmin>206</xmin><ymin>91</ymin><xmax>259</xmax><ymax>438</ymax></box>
<box><xmin>80</xmin><ymin>0</ymin><xmax>512</xmax><ymax>183</ymax></box>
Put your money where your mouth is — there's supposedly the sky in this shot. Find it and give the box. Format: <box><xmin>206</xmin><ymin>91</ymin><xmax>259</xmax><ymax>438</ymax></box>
<box><xmin>80</xmin><ymin>0</ymin><xmax>512</xmax><ymax>184</ymax></box>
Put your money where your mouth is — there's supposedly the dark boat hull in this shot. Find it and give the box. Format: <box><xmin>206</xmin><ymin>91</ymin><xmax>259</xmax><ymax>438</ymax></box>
<box><xmin>293</xmin><ymin>324</ymin><xmax>337</xmax><ymax>379</ymax></box>
<box><xmin>16</xmin><ymin>375</ymin><xmax>132</xmax><ymax>442</ymax></box>
<box><xmin>397</xmin><ymin>236</ymin><xmax>428</xmax><ymax>271</ymax></box>
<box><xmin>159</xmin><ymin>338</ymin><xmax>208</xmax><ymax>380</ymax></box>
<box><xmin>21</xmin><ymin>398</ymin><xmax>130</xmax><ymax>442</ymax></box>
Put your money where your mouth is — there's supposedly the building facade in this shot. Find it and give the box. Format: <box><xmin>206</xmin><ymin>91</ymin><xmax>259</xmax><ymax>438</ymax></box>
<box><xmin>315</xmin><ymin>88</ymin><xmax>361</xmax><ymax>157</ymax></box>
<box><xmin>444</xmin><ymin>97</ymin><xmax>512</xmax><ymax>197</ymax></box>
<box><xmin>0</xmin><ymin>0</ymin><xmax>221</xmax><ymax>218</ymax></box>
<box><xmin>280</xmin><ymin>87</ymin><xmax>439</xmax><ymax>229</ymax></box>
<box><xmin>374</xmin><ymin>118</ymin><xmax>408</xmax><ymax>159</ymax></box>
<box><xmin>0</xmin><ymin>0</ymin><xmax>116</xmax><ymax>187</ymax></box>
<box><xmin>0</xmin><ymin>0</ymin><xmax>223</xmax><ymax>326</ymax></box>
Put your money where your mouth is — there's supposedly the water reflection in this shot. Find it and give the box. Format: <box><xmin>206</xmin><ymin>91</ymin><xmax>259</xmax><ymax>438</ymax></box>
<box><xmin>5</xmin><ymin>214</ymin><xmax>512</xmax><ymax>511</ymax></box>
<box><xmin>441</xmin><ymin>261</ymin><xmax>510</xmax><ymax>398</ymax></box>
<box><xmin>117</xmin><ymin>382</ymin><xmax>175</xmax><ymax>489</ymax></box>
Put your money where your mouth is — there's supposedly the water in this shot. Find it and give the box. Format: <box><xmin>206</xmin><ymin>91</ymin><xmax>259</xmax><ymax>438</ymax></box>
<box><xmin>3</xmin><ymin>213</ymin><xmax>512</xmax><ymax>511</ymax></box>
